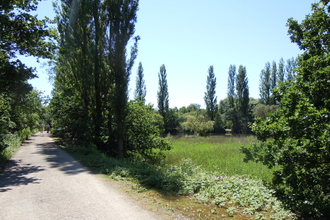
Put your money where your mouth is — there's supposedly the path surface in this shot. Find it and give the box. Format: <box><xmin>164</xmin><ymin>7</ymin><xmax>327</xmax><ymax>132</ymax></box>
<box><xmin>0</xmin><ymin>132</ymin><xmax>162</xmax><ymax>220</ymax></box>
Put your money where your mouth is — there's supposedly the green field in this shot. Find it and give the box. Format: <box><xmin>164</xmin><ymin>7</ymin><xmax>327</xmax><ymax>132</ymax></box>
<box><xmin>164</xmin><ymin>135</ymin><xmax>275</xmax><ymax>182</ymax></box>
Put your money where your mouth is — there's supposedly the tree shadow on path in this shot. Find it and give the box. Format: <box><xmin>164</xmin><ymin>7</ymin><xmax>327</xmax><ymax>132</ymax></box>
<box><xmin>0</xmin><ymin>160</ymin><xmax>45</xmax><ymax>192</ymax></box>
<box><xmin>36</xmin><ymin>141</ymin><xmax>91</xmax><ymax>176</ymax></box>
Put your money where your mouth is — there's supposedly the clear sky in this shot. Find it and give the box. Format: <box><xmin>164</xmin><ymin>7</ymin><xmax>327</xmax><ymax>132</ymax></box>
<box><xmin>26</xmin><ymin>0</ymin><xmax>316</xmax><ymax>108</ymax></box>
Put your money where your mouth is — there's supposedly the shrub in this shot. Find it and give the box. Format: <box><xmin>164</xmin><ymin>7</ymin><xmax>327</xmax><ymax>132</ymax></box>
<box><xmin>182</xmin><ymin>114</ymin><xmax>214</xmax><ymax>136</ymax></box>
<box><xmin>125</xmin><ymin>101</ymin><xmax>171</xmax><ymax>163</ymax></box>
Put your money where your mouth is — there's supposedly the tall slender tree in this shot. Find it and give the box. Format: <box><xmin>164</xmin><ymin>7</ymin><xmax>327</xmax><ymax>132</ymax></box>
<box><xmin>236</xmin><ymin>65</ymin><xmax>249</xmax><ymax>117</ymax></box>
<box><xmin>259</xmin><ymin>62</ymin><xmax>271</xmax><ymax>105</ymax></box>
<box><xmin>277</xmin><ymin>58</ymin><xmax>285</xmax><ymax>84</ymax></box>
<box><xmin>204</xmin><ymin>65</ymin><xmax>217</xmax><ymax>120</ymax></box>
<box><xmin>270</xmin><ymin>61</ymin><xmax>277</xmax><ymax>105</ymax></box>
<box><xmin>286</xmin><ymin>57</ymin><xmax>297</xmax><ymax>81</ymax></box>
<box><xmin>157</xmin><ymin>64</ymin><xmax>169</xmax><ymax>129</ymax></box>
<box><xmin>134</xmin><ymin>62</ymin><xmax>146</xmax><ymax>102</ymax></box>
<box><xmin>106</xmin><ymin>0</ymin><xmax>139</xmax><ymax>159</ymax></box>
<box><xmin>227</xmin><ymin>65</ymin><xmax>236</xmax><ymax>109</ymax></box>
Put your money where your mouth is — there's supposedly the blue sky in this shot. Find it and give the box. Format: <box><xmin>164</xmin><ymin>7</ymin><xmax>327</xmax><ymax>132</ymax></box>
<box><xmin>26</xmin><ymin>0</ymin><xmax>316</xmax><ymax>108</ymax></box>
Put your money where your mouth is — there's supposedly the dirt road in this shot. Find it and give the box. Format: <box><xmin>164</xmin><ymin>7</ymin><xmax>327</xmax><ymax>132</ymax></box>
<box><xmin>0</xmin><ymin>132</ymin><xmax>162</xmax><ymax>220</ymax></box>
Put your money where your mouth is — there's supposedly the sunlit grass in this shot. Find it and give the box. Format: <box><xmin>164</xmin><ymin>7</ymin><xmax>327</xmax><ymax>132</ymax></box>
<box><xmin>164</xmin><ymin>135</ymin><xmax>275</xmax><ymax>182</ymax></box>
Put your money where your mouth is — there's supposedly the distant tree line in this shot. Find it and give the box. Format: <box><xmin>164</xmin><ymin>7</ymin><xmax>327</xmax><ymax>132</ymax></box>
<box><xmin>132</xmin><ymin>58</ymin><xmax>297</xmax><ymax>137</ymax></box>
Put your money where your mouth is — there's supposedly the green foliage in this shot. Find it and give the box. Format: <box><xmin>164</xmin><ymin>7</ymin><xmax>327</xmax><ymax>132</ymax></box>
<box><xmin>252</xmin><ymin>103</ymin><xmax>278</xmax><ymax>120</ymax></box>
<box><xmin>50</xmin><ymin>90</ymin><xmax>93</xmax><ymax>143</ymax></box>
<box><xmin>204</xmin><ymin>65</ymin><xmax>217</xmax><ymax>120</ymax></box>
<box><xmin>63</xmin><ymin>140</ymin><xmax>295</xmax><ymax>219</ymax></box>
<box><xmin>243</xmin><ymin>89</ymin><xmax>330</xmax><ymax>217</ymax></box>
<box><xmin>227</xmin><ymin>65</ymin><xmax>236</xmax><ymax>109</ymax></box>
<box><xmin>0</xmin><ymin>134</ymin><xmax>21</xmax><ymax>171</ymax></box>
<box><xmin>277</xmin><ymin>58</ymin><xmax>285</xmax><ymax>86</ymax></box>
<box><xmin>0</xmin><ymin>0</ymin><xmax>56</xmax><ymax>94</ymax></box>
<box><xmin>270</xmin><ymin>61</ymin><xmax>277</xmax><ymax>105</ymax></box>
<box><xmin>213</xmin><ymin>108</ymin><xmax>225</xmax><ymax>134</ymax></box>
<box><xmin>157</xmin><ymin>64</ymin><xmax>169</xmax><ymax>132</ymax></box>
<box><xmin>165</xmin><ymin>108</ymin><xmax>180</xmax><ymax>133</ymax></box>
<box><xmin>285</xmin><ymin>57</ymin><xmax>298</xmax><ymax>81</ymax></box>
<box><xmin>224</xmin><ymin>64</ymin><xmax>251</xmax><ymax>134</ymax></box>
<box><xmin>134</xmin><ymin>62</ymin><xmax>146</xmax><ymax>103</ymax></box>
<box><xmin>236</xmin><ymin>65</ymin><xmax>249</xmax><ymax>117</ymax></box>
<box><xmin>0</xmin><ymin>89</ymin><xmax>43</xmax><ymax>160</ymax></box>
<box><xmin>242</xmin><ymin>1</ymin><xmax>330</xmax><ymax>217</ymax></box>
<box><xmin>182</xmin><ymin>114</ymin><xmax>214</xmax><ymax>136</ymax></box>
<box><xmin>53</xmin><ymin>0</ymin><xmax>139</xmax><ymax>158</ymax></box>
<box><xmin>259</xmin><ymin>58</ymin><xmax>297</xmax><ymax>106</ymax></box>
<box><xmin>259</xmin><ymin>62</ymin><xmax>271</xmax><ymax>105</ymax></box>
<box><xmin>0</xmin><ymin>0</ymin><xmax>55</xmax><ymax>165</ymax></box>
<box><xmin>17</xmin><ymin>128</ymin><xmax>32</xmax><ymax>142</ymax></box>
<box><xmin>125</xmin><ymin>101</ymin><xmax>171</xmax><ymax>163</ymax></box>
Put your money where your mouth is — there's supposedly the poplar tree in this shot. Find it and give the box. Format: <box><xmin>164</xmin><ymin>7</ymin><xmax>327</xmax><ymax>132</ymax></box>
<box><xmin>204</xmin><ymin>65</ymin><xmax>217</xmax><ymax>120</ymax></box>
<box><xmin>259</xmin><ymin>62</ymin><xmax>271</xmax><ymax>105</ymax></box>
<box><xmin>270</xmin><ymin>61</ymin><xmax>277</xmax><ymax>105</ymax></box>
<box><xmin>227</xmin><ymin>65</ymin><xmax>236</xmax><ymax>109</ymax></box>
<box><xmin>286</xmin><ymin>57</ymin><xmax>297</xmax><ymax>81</ymax></box>
<box><xmin>157</xmin><ymin>64</ymin><xmax>169</xmax><ymax>129</ymax></box>
<box><xmin>236</xmin><ymin>65</ymin><xmax>249</xmax><ymax>117</ymax></box>
<box><xmin>277</xmin><ymin>58</ymin><xmax>285</xmax><ymax>84</ymax></box>
<box><xmin>134</xmin><ymin>62</ymin><xmax>146</xmax><ymax>103</ymax></box>
<box><xmin>106</xmin><ymin>0</ymin><xmax>139</xmax><ymax>159</ymax></box>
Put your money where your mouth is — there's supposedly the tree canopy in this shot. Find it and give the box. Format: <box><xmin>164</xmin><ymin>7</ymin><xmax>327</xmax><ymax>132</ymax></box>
<box><xmin>0</xmin><ymin>0</ymin><xmax>55</xmax><ymax>162</ymax></box>
<box><xmin>0</xmin><ymin>0</ymin><xmax>56</xmax><ymax>95</ymax></box>
<box><xmin>242</xmin><ymin>1</ymin><xmax>330</xmax><ymax>217</ymax></box>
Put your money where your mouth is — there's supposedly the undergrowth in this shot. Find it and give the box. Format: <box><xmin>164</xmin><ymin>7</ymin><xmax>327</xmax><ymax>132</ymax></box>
<box><xmin>0</xmin><ymin>129</ymin><xmax>37</xmax><ymax>171</ymax></box>
<box><xmin>61</xmin><ymin>141</ymin><xmax>296</xmax><ymax>219</ymax></box>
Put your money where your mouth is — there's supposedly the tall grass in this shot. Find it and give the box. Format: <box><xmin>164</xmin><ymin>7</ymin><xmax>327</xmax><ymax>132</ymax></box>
<box><xmin>164</xmin><ymin>135</ymin><xmax>275</xmax><ymax>182</ymax></box>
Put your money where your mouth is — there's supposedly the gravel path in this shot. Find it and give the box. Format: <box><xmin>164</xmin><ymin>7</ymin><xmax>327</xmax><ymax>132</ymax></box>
<box><xmin>0</xmin><ymin>132</ymin><xmax>162</xmax><ymax>220</ymax></box>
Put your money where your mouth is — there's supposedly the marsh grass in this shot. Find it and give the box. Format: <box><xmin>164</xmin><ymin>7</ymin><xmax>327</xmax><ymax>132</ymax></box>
<box><xmin>164</xmin><ymin>135</ymin><xmax>275</xmax><ymax>182</ymax></box>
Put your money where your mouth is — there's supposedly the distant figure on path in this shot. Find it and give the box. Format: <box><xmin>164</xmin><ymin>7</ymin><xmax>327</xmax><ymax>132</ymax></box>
<box><xmin>46</xmin><ymin>124</ymin><xmax>50</xmax><ymax>133</ymax></box>
<box><xmin>40</xmin><ymin>124</ymin><xmax>44</xmax><ymax>133</ymax></box>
